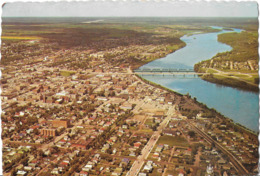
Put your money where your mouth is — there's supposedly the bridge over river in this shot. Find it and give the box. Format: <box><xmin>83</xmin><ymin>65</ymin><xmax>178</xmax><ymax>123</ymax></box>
<box><xmin>134</xmin><ymin>68</ymin><xmax>206</xmax><ymax>76</ymax></box>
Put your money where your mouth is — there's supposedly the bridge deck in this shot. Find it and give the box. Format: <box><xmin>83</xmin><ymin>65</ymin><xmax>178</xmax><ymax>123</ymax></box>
<box><xmin>134</xmin><ymin>69</ymin><xmax>195</xmax><ymax>73</ymax></box>
<box><xmin>134</xmin><ymin>72</ymin><xmax>205</xmax><ymax>75</ymax></box>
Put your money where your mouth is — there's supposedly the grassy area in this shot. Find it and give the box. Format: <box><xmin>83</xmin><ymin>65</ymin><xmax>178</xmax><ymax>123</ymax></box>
<box><xmin>201</xmin><ymin>74</ymin><xmax>259</xmax><ymax>92</ymax></box>
<box><xmin>217</xmin><ymin>31</ymin><xmax>258</xmax><ymax>62</ymax></box>
<box><xmin>166</xmin><ymin>44</ymin><xmax>184</xmax><ymax>52</ymax></box>
<box><xmin>218</xmin><ymin>69</ymin><xmax>258</xmax><ymax>74</ymax></box>
<box><xmin>248</xmin><ymin>75</ymin><xmax>259</xmax><ymax>82</ymax></box>
<box><xmin>129</xmin><ymin>126</ymin><xmax>138</xmax><ymax>131</ymax></box>
<box><xmin>200</xmin><ymin>67</ymin><xmax>259</xmax><ymax>86</ymax></box>
<box><xmin>2</xmin><ymin>36</ymin><xmax>41</xmax><ymax>40</ymax></box>
<box><xmin>60</xmin><ymin>70</ymin><xmax>76</xmax><ymax>77</ymax></box>
<box><xmin>157</xmin><ymin>135</ymin><xmax>189</xmax><ymax>147</ymax></box>
<box><xmin>144</xmin><ymin>119</ymin><xmax>155</xmax><ymax>126</ymax></box>
<box><xmin>166</xmin><ymin>167</ymin><xmax>179</xmax><ymax>176</ymax></box>
<box><xmin>206</xmin><ymin>68</ymin><xmax>219</xmax><ymax>74</ymax></box>
<box><xmin>139</xmin><ymin>129</ymin><xmax>153</xmax><ymax>133</ymax></box>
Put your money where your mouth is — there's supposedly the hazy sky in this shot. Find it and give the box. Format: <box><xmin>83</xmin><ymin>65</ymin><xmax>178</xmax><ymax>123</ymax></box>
<box><xmin>1</xmin><ymin>0</ymin><xmax>259</xmax><ymax>17</ymax></box>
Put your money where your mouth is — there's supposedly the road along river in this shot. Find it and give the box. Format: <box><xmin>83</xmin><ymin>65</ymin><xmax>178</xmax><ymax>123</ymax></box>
<box><xmin>138</xmin><ymin>27</ymin><xmax>259</xmax><ymax>132</ymax></box>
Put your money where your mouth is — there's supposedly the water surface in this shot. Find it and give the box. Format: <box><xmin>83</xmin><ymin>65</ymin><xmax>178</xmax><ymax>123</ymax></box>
<box><xmin>139</xmin><ymin>27</ymin><xmax>259</xmax><ymax>132</ymax></box>
<box><xmin>141</xmin><ymin>74</ymin><xmax>259</xmax><ymax>132</ymax></box>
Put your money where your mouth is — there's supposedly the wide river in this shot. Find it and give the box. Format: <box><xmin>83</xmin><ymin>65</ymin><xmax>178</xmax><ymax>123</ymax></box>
<box><xmin>139</xmin><ymin>27</ymin><xmax>259</xmax><ymax>132</ymax></box>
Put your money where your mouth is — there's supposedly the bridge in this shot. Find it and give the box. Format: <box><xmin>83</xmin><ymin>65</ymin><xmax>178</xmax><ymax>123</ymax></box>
<box><xmin>134</xmin><ymin>68</ymin><xmax>194</xmax><ymax>73</ymax></box>
<box><xmin>134</xmin><ymin>68</ymin><xmax>206</xmax><ymax>76</ymax></box>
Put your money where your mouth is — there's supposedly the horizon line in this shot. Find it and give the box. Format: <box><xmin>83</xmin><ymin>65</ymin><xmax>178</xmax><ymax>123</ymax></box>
<box><xmin>2</xmin><ymin>16</ymin><xmax>258</xmax><ymax>18</ymax></box>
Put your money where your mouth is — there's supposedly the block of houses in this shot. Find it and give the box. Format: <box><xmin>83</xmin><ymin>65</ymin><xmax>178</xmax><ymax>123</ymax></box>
<box><xmin>71</xmin><ymin>139</ymin><xmax>92</xmax><ymax>150</ymax></box>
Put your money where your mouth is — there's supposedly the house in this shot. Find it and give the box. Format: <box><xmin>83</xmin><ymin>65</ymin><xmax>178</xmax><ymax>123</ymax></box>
<box><xmin>134</xmin><ymin>142</ymin><xmax>142</xmax><ymax>148</ymax></box>
<box><xmin>113</xmin><ymin>148</ymin><xmax>117</xmax><ymax>154</ymax></box>
<box><xmin>79</xmin><ymin>170</ymin><xmax>89</xmax><ymax>176</ymax></box>
<box><xmin>120</xmin><ymin>103</ymin><xmax>132</xmax><ymax>110</ymax></box>
<box><xmin>51</xmin><ymin>168</ymin><xmax>59</xmax><ymax>175</ymax></box>
<box><xmin>71</xmin><ymin>139</ymin><xmax>92</xmax><ymax>150</ymax></box>
<box><xmin>82</xmin><ymin>161</ymin><xmax>95</xmax><ymax>172</ymax></box>
<box><xmin>184</xmin><ymin>148</ymin><xmax>192</xmax><ymax>156</ymax></box>
<box><xmin>122</xmin><ymin>125</ymin><xmax>128</xmax><ymax>129</ymax></box>
<box><xmin>16</xmin><ymin>170</ymin><xmax>27</xmax><ymax>176</ymax></box>
<box><xmin>120</xmin><ymin>158</ymin><xmax>130</xmax><ymax>168</ymax></box>
<box><xmin>153</xmin><ymin>152</ymin><xmax>160</xmax><ymax>158</ymax></box>
<box><xmin>129</xmin><ymin>152</ymin><xmax>136</xmax><ymax>157</ymax></box>
<box><xmin>24</xmin><ymin>166</ymin><xmax>33</xmax><ymax>172</ymax></box>
<box><xmin>82</xmin><ymin>165</ymin><xmax>93</xmax><ymax>172</ymax></box>
<box><xmin>154</xmin><ymin>111</ymin><xmax>164</xmax><ymax>118</ymax></box>
<box><xmin>138</xmin><ymin>173</ymin><xmax>147</xmax><ymax>176</ymax></box>
<box><xmin>143</xmin><ymin>165</ymin><xmax>153</xmax><ymax>173</ymax></box>
<box><xmin>101</xmin><ymin>144</ymin><xmax>110</xmax><ymax>153</ymax></box>
<box><xmin>112</xmin><ymin>167</ymin><xmax>123</xmax><ymax>176</ymax></box>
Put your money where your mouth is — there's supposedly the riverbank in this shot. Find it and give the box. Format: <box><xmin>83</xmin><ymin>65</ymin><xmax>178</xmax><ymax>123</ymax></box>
<box><xmin>194</xmin><ymin>30</ymin><xmax>259</xmax><ymax>92</ymax></box>
<box><xmin>134</xmin><ymin>74</ymin><xmax>258</xmax><ymax>136</ymax></box>
<box><xmin>133</xmin><ymin>26</ymin><xmax>258</xmax><ymax>133</ymax></box>
<box><xmin>199</xmin><ymin>72</ymin><xmax>259</xmax><ymax>92</ymax></box>
<box><xmin>130</xmin><ymin>42</ymin><xmax>186</xmax><ymax>70</ymax></box>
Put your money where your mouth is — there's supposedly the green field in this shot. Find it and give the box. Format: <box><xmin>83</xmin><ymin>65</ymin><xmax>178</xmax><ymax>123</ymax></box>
<box><xmin>144</xmin><ymin>119</ymin><xmax>155</xmax><ymax>126</ymax></box>
<box><xmin>60</xmin><ymin>70</ymin><xmax>76</xmax><ymax>77</ymax></box>
<box><xmin>2</xmin><ymin>36</ymin><xmax>42</xmax><ymax>40</ymax></box>
<box><xmin>201</xmin><ymin>73</ymin><xmax>259</xmax><ymax>92</ymax></box>
<box><xmin>157</xmin><ymin>135</ymin><xmax>189</xmax><ymax>147</ymax></box>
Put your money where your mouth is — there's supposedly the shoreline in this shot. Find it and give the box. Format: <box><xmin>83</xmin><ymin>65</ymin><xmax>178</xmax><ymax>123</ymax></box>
<box><xmin>130</xmin><ymin>27</ymin><xmax>258</xmax><ymax>134</ymax></box>
<box><xmin>198</xmin><ymin>73</ymin><xmax>259</xmax><ymax>93</ymax></box>
<box><xmin>194</xmin><ymin>29</ymin><xmax>258</xmax><ymax>92</ymax></box>
<box><xmin>131</xmin><ymin>27</ymin><xmax>258</xmax><ymax>134</ymax></box>
<box><xmin>131</xmin><ymin>43</ymin><xmax>186</xmax><ymax>70</ymax></box>
<box><xmin>134</xmin><ymin>73</ymin><xmax>258</xmax><ymax>135</ymax></box>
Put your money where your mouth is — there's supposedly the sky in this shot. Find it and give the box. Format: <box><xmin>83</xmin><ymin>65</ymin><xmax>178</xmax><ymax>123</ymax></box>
<box><xmin>1</xmin><ymin>0</ymin><xmax>259</xmax><ymax>17</ymax></box>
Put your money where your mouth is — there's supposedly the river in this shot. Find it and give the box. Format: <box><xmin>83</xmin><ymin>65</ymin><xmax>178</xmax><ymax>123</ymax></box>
<box><xmin>139</xmin><ymin>27</ymin><xmax>259</xmax><ymax>132</ymax></box>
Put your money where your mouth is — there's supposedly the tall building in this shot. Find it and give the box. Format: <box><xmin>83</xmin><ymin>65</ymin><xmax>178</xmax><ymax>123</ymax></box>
<box><xmin>52</xmin><ymin>119</ymin><xmax>70</xmax><ymax>128</ymax></box>
<box><xmin>40</xmin><ymin>129</ymin><xmax>56</xmax><ymax>136</ymax></box>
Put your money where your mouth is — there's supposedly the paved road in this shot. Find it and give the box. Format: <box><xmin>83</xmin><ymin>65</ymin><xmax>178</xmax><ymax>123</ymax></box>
<box><xmin>127</xmin><ymin>106</ymin><xmax>175</xmax><ymax>176</ymax></box>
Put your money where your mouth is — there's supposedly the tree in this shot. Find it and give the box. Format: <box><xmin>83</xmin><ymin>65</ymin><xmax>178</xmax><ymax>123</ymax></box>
<box><xmin>188</xmin><ymin>131</ymin><xmax>196</xmax><ymax>138</ymax></box>
<box><xmin>51</xmin><ymin>145</ymin><xmax>59</xmax><ymax>153</ymax></box>
<box><xmin>152</xmin><ymin>125</ymin><xmax>157</xmax><ymax>131</ymax></box>
<box><xmin>10</xmin><ymin>168</ymin><xmax>17</xmax><ymax>176</ymax></box>
<box><xmin>107</xmin><ymin>148</ymin><xmax>112</xmax><ymax>154</ymax></box>
<box><xmin>33</xmin><ymin>128</ymin><xmax>40</xmax><ymax>135</ymax></box>
<box><xmin>21</xmin><ymin>157</ymin><xmax>29</xmax><ymax>166</ymax></box>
